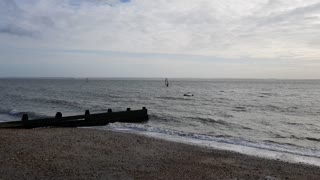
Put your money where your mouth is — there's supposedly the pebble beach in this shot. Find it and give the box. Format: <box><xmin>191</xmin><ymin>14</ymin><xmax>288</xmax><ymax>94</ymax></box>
<box><xmin>1</xmin><ymin>128</ymin><xmax>319</xmax><ymax>180</ymax></box>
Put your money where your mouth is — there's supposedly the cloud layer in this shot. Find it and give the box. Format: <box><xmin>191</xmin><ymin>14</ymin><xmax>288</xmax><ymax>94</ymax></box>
<box><xmin>1</xmin><ymin>0</ymin><xmax>320</xmax><ymax>59</ymax></box>
<box><xmin>1</xmin><ymin>0</ymin><xmax>320</xmax><ymax>78</ymax></box>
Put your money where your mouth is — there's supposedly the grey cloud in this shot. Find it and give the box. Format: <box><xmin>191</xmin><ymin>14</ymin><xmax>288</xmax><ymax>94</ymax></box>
<box><xmin>0</xmin><ymin>0</ymin><xmax>31</xmax><ymax>36</ymax></box>
<box><xmin>68</xmin><ymin>0</ymin><xmax>130</xmax><ymax>7</ymax></box>
<box><xmin>1</xmin><ymin>0</ymin><xmax>320</xmax><ymax>60</ymax></box>
<box><xmin>0</xmin><ymin>0</ymin><xmax>20</xmax><ymax>12</ymax></box>
<box><xmin>0</xmin><ymin>0</ymin><xmax>54</xmax><ymax>37</ymax></box>
<box><xmin>0</xmin><ymin>25</ymin><xmax>35</xmax><ymax>37</ymax></box>
<box><xmin>227</xmin><ymin>1</ymin><xmax>320</xmax><ymax>58</ymax></box>
<box><xmin>255</xmin><ymin>2</ymin><xmax>320</xmax><ymax>26</ymax></box>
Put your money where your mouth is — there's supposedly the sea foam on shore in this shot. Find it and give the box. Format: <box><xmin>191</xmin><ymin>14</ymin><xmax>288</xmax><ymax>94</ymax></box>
<box><xmin>94</xmin><ymin>122</ymin><xmax>320</xmax><ymax>167</ymax></box>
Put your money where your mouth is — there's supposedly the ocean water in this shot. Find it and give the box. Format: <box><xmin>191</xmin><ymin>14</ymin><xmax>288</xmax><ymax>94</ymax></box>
<box><xmin>1</xmin><ymin>78</ymin><xmax>320</xmax><ymax>165</ymax></box>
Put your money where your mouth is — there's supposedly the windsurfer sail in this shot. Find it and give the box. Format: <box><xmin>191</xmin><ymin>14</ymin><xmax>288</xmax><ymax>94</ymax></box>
<box><xmin>165</xmin><ymin>78</ymin><xmax>169</xmax><ymax>87</ymax></box>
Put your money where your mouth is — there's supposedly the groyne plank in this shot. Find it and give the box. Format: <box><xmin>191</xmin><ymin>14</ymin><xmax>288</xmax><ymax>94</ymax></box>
<box><xmin>0</xmin><ymin>108</ymin><xmax>148</xmax><ymax>129</ymax></box>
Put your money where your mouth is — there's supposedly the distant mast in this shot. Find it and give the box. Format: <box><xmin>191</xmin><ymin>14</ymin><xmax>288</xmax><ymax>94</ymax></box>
<box><xmin>165</xmin><ymin>78</ymin><xmax>169</xmax><ymax>87</ymax></box>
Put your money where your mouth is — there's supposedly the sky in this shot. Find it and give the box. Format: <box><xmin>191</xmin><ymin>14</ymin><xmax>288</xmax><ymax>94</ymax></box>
<box><xmin>1</xmin><ymin>0</ymin><xmax>320</xmax><ymax>78</ymax></box>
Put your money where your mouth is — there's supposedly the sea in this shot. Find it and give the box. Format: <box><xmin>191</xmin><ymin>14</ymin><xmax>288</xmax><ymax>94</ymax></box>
<box><xmin>1</xmin><ymin>78</ymin><xmax>320</xmax><ymax>166</ymax></box>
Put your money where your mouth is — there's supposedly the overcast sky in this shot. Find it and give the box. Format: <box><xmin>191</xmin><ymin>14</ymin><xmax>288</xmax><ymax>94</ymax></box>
<box><xmin>1</xmin><ymin>0</ymin><xmax>320</xmax><ymax>78</ymax></box>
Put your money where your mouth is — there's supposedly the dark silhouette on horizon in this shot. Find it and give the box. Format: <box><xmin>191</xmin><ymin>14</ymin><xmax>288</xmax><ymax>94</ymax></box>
<box><xmin>165</xmin><ymin>78</ymin><xmax>169</xmax><ymax>87</ymax></box>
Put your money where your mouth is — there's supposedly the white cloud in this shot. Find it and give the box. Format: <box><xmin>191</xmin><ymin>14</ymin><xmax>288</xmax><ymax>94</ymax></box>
<box><xmin>1</xmin><ymin>0</ymin><xmax>320</xmax><ymax>77</ymax></box>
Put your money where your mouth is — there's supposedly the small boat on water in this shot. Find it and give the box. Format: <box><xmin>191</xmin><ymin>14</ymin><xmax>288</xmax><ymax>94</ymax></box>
<box><xmin>184</xmin><ymin>92</ymin><xmax>194</xmax><ymax>97</ymax></box>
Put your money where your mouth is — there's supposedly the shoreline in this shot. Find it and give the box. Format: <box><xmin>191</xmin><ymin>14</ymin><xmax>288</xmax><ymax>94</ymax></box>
<box><xmin>97</xmin><ymin>124</ymin><xmax>320</xmax><ymax>167</ymax></box>
<box><xmin>1</xmin><ymin>128</ymin><xmax>320</xmax><ymax>180</ymax></box>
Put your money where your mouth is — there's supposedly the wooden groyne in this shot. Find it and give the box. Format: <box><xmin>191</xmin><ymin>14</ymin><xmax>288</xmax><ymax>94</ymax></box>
<box><xmin>0</xmin><ymin>107</ymin><xmax>148</xmax><ymax>129</ymax></box>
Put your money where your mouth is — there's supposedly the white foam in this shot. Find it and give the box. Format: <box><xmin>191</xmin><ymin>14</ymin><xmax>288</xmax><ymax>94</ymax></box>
<box><xmin>143</xmin><ymin>131</ymin><xmax>320</xmax><ymax>167</ymax></box>
<box><xmin>9</xmin><ymin>109</ymin><xmax>20</xmax><ymax>115</ymax></box>
<box><xmin>96</xmin><ymin>123</ymin><xmax>320</xmax><ymax>167</ymax></box>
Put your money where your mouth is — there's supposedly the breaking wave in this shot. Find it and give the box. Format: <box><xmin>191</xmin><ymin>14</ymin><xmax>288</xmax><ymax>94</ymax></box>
<box><xmin>101</xmin><ymin>123</ymin><xmax>320</xmax><ymax>162</ymax></box>
<box><xmin>0</xmin><ymin>108</ymin><xmax>49</xmax><ymax>121</ymax></box>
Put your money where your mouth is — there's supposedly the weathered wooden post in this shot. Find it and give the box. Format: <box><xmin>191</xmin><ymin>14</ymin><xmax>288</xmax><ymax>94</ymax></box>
<box><xmin>108</xmin><ymin>109</ymin><xmax>112</xmax><ymax>113</ymax></box>
<box><xmin>84</xmin><ymin>110</ymin><xmax>90</xmax><ymax>121</ymax></box>
<box><xmin>21</xmin><ymin>114</ymin><xmax>29</xmax><ymax>128</ymax></box>
<box><xmin>142</xmin><ymin>107</ymin><xmax>148</xmax><ymax>120</ymax></box>
<box><xmin>22</xmin><ymin>114</ymin><xmax>29</xmax><ymax>121</ymax></box>
<box><xmin>55</xmin><ymin>112</ymin><xmax>62</xmax><ymax>118</ymax></box>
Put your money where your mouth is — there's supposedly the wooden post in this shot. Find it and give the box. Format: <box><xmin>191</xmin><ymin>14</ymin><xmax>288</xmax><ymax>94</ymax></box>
<box><xmin>55</xmin><ymin>112</ymin><xmax>62</xmax><ymax>118</ymax></box>
<box><xmin>142</xmin><ymin>107</ymin><xmax>148</xmax><ymax>120</ymax></box>
<box><xmin>108</xmin><ymin>109</ymin><xmax>112</xmax><ymax>113</ymax></box>
<box><xmin>22</xmin><ymin>114</ymin><xmax>28</xmax><ymax>121</ymax></box>
<box><xmin>21</xmin><ymin>114</ymin><xmax>29</xmax><ymax>128</ymax></box>
<box><xmin>84</xmin><ymin>110</ymin><xmax>90</xmax><ymax>121</ymax></box>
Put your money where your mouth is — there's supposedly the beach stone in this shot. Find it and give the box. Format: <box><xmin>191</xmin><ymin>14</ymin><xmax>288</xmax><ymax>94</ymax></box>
<box><xmin>264</xmin><ymin>176</ymin><xmax>278</xmax><ymax>180</ymax></box>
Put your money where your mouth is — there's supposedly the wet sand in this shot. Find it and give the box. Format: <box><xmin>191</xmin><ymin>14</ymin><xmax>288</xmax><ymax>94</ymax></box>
<box><xmin>0</xmin><ymin>128</ymin><xmax>319</xmax><ymax>180</ymax></box>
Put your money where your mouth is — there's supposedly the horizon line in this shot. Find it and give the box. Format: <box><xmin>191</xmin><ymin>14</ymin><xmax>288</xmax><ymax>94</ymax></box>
<box><xmin>1</xmin><ymin>77</ymin><xmax>320</xmax><ymax>80</ymax></box>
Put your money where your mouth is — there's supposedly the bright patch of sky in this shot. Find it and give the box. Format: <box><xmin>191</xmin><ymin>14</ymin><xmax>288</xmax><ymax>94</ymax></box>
<box><xmin>1</xmin><ymin>0</ymin><xmax>320</xmax><ymax>78</ymax></box>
